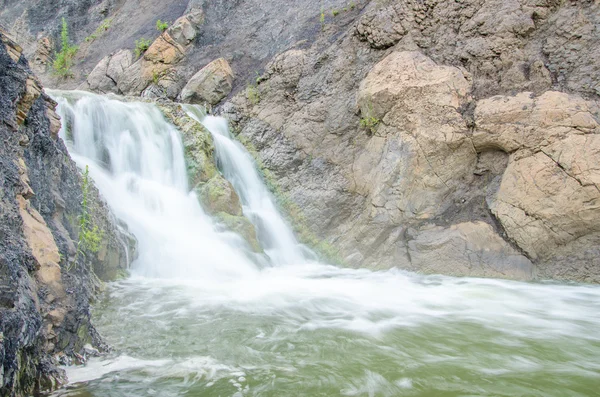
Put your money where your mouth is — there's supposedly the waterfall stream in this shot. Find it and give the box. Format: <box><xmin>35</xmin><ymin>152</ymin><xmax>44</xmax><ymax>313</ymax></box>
<box><xmin>49</xmin><ymin>91</ymin><xmax>600</xmax><ymax>397</ymax></box>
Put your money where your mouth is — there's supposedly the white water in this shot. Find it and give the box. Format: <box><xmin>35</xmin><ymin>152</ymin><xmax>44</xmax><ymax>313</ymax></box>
<box><xmin>51</xmin><ymin>90</ymin><xmax>259</xmax><ymax>281</ymax></box>
<box><xmin>48</xmin><ymin>91</ymin><xmax>600</xmax><ymax>396</ymax></box>
<box><xmin>184</xmin><ymin>105</ymin><xmax>307</xmax><ymax>265</ymax></box>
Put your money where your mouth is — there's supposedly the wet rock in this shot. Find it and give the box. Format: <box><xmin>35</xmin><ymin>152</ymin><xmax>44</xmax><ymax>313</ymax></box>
<box><xmin>180</xmin><ymin>58</ymin><xmax>234</xmax><ymax>105</ymax></box>
<box><xmin>197</xmin><ymin>176</ymin><xmax>243</xmax><ymax>216</ymax></box>
<box><xmin>215</xmin><ymin>212</ymin><xmax>262</xmax><ymax>253</ymax></box>
<box><xmin>158</xmin><ymin>102</ymin><xmax>217</xmax><ymax>186</ymax></box>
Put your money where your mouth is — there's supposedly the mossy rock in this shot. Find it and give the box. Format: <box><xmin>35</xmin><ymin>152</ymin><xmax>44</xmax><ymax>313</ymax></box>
<box><xmin>215</xmin><ymin>212</ymin><xmax>262</xmax><ymax>253</ymax></box>
<box><xmin>197</xmin><ymin>175</ymin><xmax>242</xmax><ymax>216</ymax></box>
<box><xmin>158</xmin><ymin>103</ymin><xmax>218</xmax><ymax>185</ymax></box>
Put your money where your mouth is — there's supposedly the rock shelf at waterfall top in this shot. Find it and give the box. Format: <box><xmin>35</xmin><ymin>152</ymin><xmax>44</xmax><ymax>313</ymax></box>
<box><xmin>2</xmin><ymin>1</ymin><xmax>600</xmax><ymax>396</ymax></box>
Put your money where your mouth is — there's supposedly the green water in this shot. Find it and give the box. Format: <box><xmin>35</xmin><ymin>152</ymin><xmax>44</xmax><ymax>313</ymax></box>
<box><xmin>52</xmin><ymin>268</ymin><xmax>600</xmax><ymax>397</ymax></box>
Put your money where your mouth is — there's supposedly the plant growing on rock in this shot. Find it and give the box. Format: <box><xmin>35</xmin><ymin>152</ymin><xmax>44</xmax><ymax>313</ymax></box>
<box><xmin>156</xmin><ymin>19</ymin><xmax>169</xmax><ymax>32</ymax></box>
<box><xmin>134</xmin><ymin>37</ymin><xmax>151</xmax><ymax>58</ymax></box>
<box><xmin>53</xmin><ymin>17</ymin><xmax>78</xmax><ymax>78</ymax></box>
<box><xmin>247</xmin><ymin>84</ymin><xmax>260</xmax><ymax>105</ymax></box>
<box><xmin>359</xmin><ymin>103</ymin><xmax>380</xmax><ymax>135</ymax></box>
<box><xmin>72</xmin><ymin>165</ymin><xmax>103</xmax><ymax>269</ymax></box>
<box><xmin>85</xmin><ymin>17</ymin><xmax>113</xmax><ymax>43</ymax></box>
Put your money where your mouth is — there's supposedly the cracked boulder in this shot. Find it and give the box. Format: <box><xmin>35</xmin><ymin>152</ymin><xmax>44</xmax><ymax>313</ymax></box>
<box><xmin>475</xmin><ymin>91</ymin><xmax>600</xmax><ymax>282</ymax></box>
<box><xmin>355</xmin><ymin>50</ymin><xmax>475</xmax><ymax>221</ymax></box>
<box><xmin>86</xmin><ymin>49</ymin><xmax>133</xmax><ymax>93</ymax></box>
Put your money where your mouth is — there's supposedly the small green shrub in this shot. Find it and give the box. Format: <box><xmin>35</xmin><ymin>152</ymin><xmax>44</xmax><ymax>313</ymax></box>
<box><xmin>85</xmin><ymin>17</ymin><xmax>113</xmax><ymax>43</ymax></box>
<box><xmin>247</xmin><ymin>84</ymin><xmax>260</xmax><ymax>105</ymax></box>
<box><xmin>72</xmin><ymin>165</ymin><xmax>103</xmax><ymax>270</ymax></box>
<box><xmin>360</xmin><ymin>115</ymin><xmax>380</xmax><ymax>135</ymax></box>
<box><xmin>350</xmin><ymin>1</ymin><xmax>356</xmax><ymax>10</ymax></box>
<box><xmin>320</xmin><ymin>7</ymin><xmax>326</xmax><ymax>28</ymax></box>
<box><xmin>156</xmin><ymin>19</ymin><xmax>169</xmax><ymax>32</ymax></box>
<box><xmin>332</xmin><ymin>9</ymin><xmax>339</xmax><ymax>16</ymax></box>
<box><xmin>134</xmin><ymin>37</ymin><xmax>151</xmax><ymax>58</ymax></box>
<box><xmin>360</xmin><ymin>103</ymin><xmax>380</xmax><ymax>135</ymax></box>
<box><xmin>53</xmin><ymin>17</ymin><xmax>78</xmax><ymax>78</ymax></box>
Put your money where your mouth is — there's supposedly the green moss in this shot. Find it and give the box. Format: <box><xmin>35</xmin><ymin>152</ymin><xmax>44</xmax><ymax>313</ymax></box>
<box><xmin>247</xmin><ymin>84</ymin><xmax>261</xmax><ymax>105</ymax></box>
<box><xmin>196</xmin><ymin>175</ymin><xmax>242</xmax><ymax>216</ymax></box>
<box><xmin>215</xmin><ymin>212</ymin><xmax>262</xmax><ymax>253</ymax></box>
<box><xmin>159</xmin><ymin>104</ymin><xmax>218</xmax><ymax>186</ymax></box>
<box><xmin>115</xmin><ymin>269</ymin><xmax>130</xmax><ymax>280</ymax></box>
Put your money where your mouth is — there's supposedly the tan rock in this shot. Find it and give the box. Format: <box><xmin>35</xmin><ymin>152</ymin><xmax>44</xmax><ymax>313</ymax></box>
<box><xmin>17</xmin><ymin>196</ymin><xmax>64</xmax><ymax>298</ymax></box>
<box><xmin>168</xmin><ymin>10</ymin><xmax>204</xmax><ymax>46</ymax></box>
<box><xmin>144</xmin><ymin>32</ymin><xmax>185</xmax><ymax>65</ymax></box>
<box><xmin>473</xmin><ymin>91</ymin><xmax>599</xmax><ymax>153</ymax></box>
<box><xmin>354</xmin><ymin>51</ymin><xmax>475</xmax><ymax>220</ymax></box>
<box><xmin>407</xmin><ymin>221</ymin><xmax>534</xmax><ymax>280</ymax></box>
<box><xmin>16</xmin><ymin>77</ymin><xmax>42</xmax><ymax>125</ymax></box>
<box><xmin>180</xmin><ymin>58</ymin><xmax>234</xmax><ymax>105</ymax></box>
<box><xmin>477</xmin><ymin>91</ymin><xmax>600</xmax><ymax>266</ymax></box>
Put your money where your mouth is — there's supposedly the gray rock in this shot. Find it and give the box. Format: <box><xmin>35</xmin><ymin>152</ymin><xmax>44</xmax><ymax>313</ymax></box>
<box><xmin>180</xmin><ymin>58</ymin><xmax>234</xmax><ymax>105</ymax></box>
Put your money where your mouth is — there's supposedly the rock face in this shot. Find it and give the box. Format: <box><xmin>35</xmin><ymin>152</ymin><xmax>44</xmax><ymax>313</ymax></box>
<box><xmin>180</xmin><ymin>58</ymin><xmax>234</xmax><ymax>105</ymax></box>
<box><xmin>2</xmin><ymin>0</ymin><xmax>600</xmax><ymax>283</ymax></box>
<box><xmin>0</xmin><ymin>31</ymin><xmax>134</xmax><ymax>397</ymax></box>
<box><xmin>221</xmin><ymin>0</ymin><xmax>600</xmax><ymax>282</ymax></box>
<box><xmin>475</xmin><ymin>92</ymin><xmax>600</xmax><ymax>282</ymax></box>
<box><xmin>117</xmin><ymin>9</ymin><xmax>204</xmax><ymax>98</ymax></box>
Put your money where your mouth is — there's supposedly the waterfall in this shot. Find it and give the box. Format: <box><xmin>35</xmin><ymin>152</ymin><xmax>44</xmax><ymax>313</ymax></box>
<box><xmin>183</xmin><ymin>105</ymin><xmax>309</xmax><ymax>266</ymax></box>
<box><xmin>47</xmin><ymin>91</ymin><xmax>600</xmax><ymax>397</ymax></box>
<box><xmin>50</xmin><ymin>90</ymin><xmax>259</xmax><ymax>281</ymax></box>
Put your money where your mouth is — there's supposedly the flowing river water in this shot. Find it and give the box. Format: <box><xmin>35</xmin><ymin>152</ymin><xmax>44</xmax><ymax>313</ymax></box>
<box><xmin>49</xmin><ymin>91</ymin><xmax>600</xmax><ymax>396</ymax></box>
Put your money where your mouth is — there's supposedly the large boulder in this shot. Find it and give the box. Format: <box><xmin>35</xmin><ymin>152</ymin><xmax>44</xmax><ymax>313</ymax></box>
<box><xmin>355</xmin><ymin>51</ymin><xmax>475</xmax><ymax>221</ymax></box>
<box><xmin>180</xmin><ymin>58</ymin><xmax>234</xmax><ymax>105</ymax></box>
<box><xmin>87</xmin><ymin>49</ymin><xmax>133</xmax><ymax>93</ymax></box>
<box><xmin>474</xmin><ymin>91</ymin><xmax>600</xmax><ymax>281</ymax></box>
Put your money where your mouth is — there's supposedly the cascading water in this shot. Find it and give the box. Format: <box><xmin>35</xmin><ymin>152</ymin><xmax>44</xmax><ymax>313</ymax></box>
<box><xmin>49</xmin><ymin>91</ymin><xmax>600</xmax><ymax>397</ymax></box>
<box><xmin>183</xmin><ymin>105</ymin><xmax>308</xmax><ymax>265</ymax></box>
<box><xmin>51</xmin><ymin>90</ymin><xmax>259</xmax><ymax>281</ymax></box>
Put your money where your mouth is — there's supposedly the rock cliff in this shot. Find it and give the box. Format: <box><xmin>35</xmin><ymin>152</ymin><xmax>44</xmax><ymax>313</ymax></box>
<box><xmin>1</xmin><ymin>1</ymin><xmax>600</xmax><ymax>280</ymax></box>
<box><xmin>0</xmin><ymin>30</ymin><xmax>134</xmax><ymax>396</ymax></box>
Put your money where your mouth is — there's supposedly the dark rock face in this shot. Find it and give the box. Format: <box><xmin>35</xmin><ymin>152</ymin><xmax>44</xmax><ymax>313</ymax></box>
<box><xmin>0</xmin><ymin>30</ymin><xmax>133</xmax><ymax>396</ymax></box>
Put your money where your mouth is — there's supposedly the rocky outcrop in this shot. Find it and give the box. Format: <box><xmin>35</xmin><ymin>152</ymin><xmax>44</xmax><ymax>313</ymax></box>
<box><xmin>86</xmin><ymin>49</ymin><xmax>133</xmax><ymax>93</ymax></box>
<box><xmin>222</xmin><ymin>0</ymin><xmax>600</xmax><ymax>282</ymax></box>
<box><xmin>0</xmin><ymin>31</ymin><xmax>134</xmax><ymax>396</ymax></box>
<box><xmin>117</xmin><ymin>9</ymin><xmax>204</xmax><ymax>98</ymax></box>
<box><xmin>474</xmin><ymin>91</ymin><xmax>600</xmax><ymax>282</ymax></box>
<box><xmin>180</xmin><ymin>58</ymin><xmax>234</xmax><ymax>105</ymax></box>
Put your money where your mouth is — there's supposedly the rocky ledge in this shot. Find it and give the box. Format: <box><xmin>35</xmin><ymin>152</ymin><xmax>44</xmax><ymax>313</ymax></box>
<box><xmin>0</xmin><ymin>30</ymin><xmax>135</xmax><ymax>397</ymax></box>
